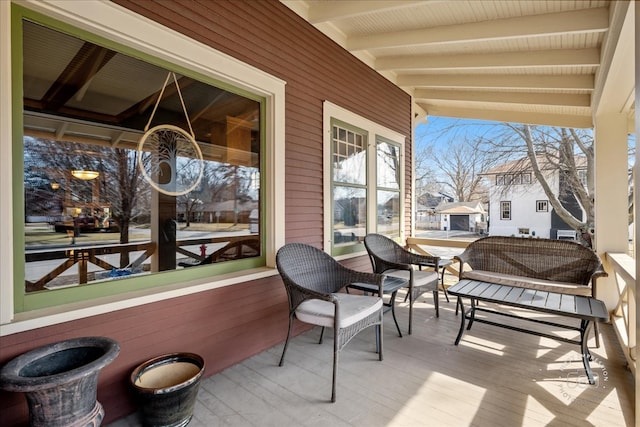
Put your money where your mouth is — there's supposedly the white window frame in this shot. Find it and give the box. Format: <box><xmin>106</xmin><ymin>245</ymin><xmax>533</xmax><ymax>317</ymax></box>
<box><xmin>500</xmin><ymin>201</ymin><xmax>511</xmax><ymax>220</ymax></box>
<box><xmin>0</xmin><ymin>1</ymin><xmax>286</xmax><ymax>334</ymax></box>
<box><xmin>536</xmin><ymin>200</ymin><xmax>549</xmax><ymax>212</ymax></box>
<box><xmin>323</xmin><ymin>101</ymin><xmax>406</xmax><ymax>257</ymax></box>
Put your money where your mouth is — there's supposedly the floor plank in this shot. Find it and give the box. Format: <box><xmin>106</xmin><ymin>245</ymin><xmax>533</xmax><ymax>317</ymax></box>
<box><xmin>109</xmin><ymin>289</ymin><xmax>634</xmax><ymax>427</ymax></box>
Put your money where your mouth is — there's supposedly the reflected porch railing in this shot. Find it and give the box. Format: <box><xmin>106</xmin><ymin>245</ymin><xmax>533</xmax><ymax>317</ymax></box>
<box><xmin>24</xmin><ymin>234</ymin><xmax>258</xmax><ymax>292</ymax></box>
<box><xmin>25</xmin><ymin>242</ymin><xmax>156</xmax><ymax>292</ymax></box>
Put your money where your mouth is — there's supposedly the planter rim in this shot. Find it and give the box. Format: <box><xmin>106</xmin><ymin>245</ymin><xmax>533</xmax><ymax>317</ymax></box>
<box><xmin>130</xmin><ymin>352</ymin><xmax>205</xmax><ymax>395</ymax></box>
<box><xmin>0</xmin><ymin>336</ymin><xmax>120</xmax><ymax>392</ymax></box>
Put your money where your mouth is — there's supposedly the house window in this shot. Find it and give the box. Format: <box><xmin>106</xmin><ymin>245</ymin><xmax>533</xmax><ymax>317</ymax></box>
<box><xmin>376</xmin><ymin>137</ymin><xmax>401</xmax><ymax>238</ymax></box>
<box><xmin>324</xmin><ymin>102</ymin><xmax>405</xmax><ymax>255</ymax></box>
<box><xmin>331</xmin><ymin>121</ymin><xmax>368</xmax><ymax>250</ymax></box>
<box><xmin>536</xmin><ymin>200</ymin><xmax>548</xmax><ymax>212</ymax></box>
<box><xmin>500</xmin><ymin>201</ymin><xmax>511</xmax><ymax>220</ymax></box>
<box><xmin>496</xmin><ymin>173</ymin><xmax>530</xmax><ymax>185</ymax></box>
<box><xmin>10</xmin><ymin>8</ymin><xmax>285</xmax><ymax>314</ymax></box>
<box><xmin>578</xmin><ymin>169</ymin><xmax>588</xmax><ymax>187</ymax></box>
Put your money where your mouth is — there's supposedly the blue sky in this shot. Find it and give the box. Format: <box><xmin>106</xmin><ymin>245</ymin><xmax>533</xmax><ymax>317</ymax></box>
<box><xmin>414</xmin><ymin>116</ymin><xmax>506</xmax><ymax>152</ymax></box>
<box><xmin>414</xmin><ymin>116</ymin><xmax>635</xmax><ymax>169</ymax></box>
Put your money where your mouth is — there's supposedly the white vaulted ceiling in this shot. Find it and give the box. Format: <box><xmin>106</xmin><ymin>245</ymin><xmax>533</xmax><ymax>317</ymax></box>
<box><xmin>282</xmin><ymin>0</ymin><xmax>635</xmax><ymax>129</ymax></box>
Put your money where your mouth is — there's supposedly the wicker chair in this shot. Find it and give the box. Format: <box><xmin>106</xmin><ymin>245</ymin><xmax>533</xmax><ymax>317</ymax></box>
<box><xmin>364</xmin><ymin>234</ymin><xmax>440</xmax><ymax>335</ymax></box>
<box><xmin>276</xmin><ymin>243</ymin><xmax>384</xmax><ymax>402</ymax></box>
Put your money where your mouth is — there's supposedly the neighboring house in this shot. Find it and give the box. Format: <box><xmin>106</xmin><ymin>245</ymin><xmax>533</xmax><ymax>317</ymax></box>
<box><xmin>193</xmin><ymin>200</ymin><xmax>259</xmax><ymax>224</ymax></box>
<box><xmin>436</xmin><ymin>201</ymin><xmax>487</xmax><ymax>233</ymax></box>
<box><xmin>481</xmin><ymin>157</ymin><xmax>587</xmax><ymax>239</ymax></box>
<box><xmin>415</xmin><ymin>191</ymin><xmax>454</xmax><ymax>229</ymax></box>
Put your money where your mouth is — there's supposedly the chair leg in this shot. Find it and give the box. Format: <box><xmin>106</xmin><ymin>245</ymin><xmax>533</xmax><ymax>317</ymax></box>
<box><xmin>378</xmin><ymin>320</ymin><xmax>384</xmax><ymax>361</ymax></box>
<box><xmin>594</xmin><ymin>322</ymin><xmax>600</xmax><ymax>348</ymax></box>
<box><xmin>433</xmin><ymin>289</ymin><xmax>439</xmax><ymax>317</ymax></box>
<box><xmin>440</xmin><ymin>266</ymin><xmax>450</xmax><ymax>303</ymax></box>
<box><xmin>331</xmin><ymin>329</ymin><xmax>339</xmax><ymax>402</ymax></box>
<box><xmin>389</xmin><ymin>290</ymin><xmax>402</xmax><ymax>337</ymax></box>
<box><xmin>279</xmin><ymin>315</ymin><xmax>295</xmax><ymax>366</ymax></box>
<box><xmin>319</xmin><ymin>326</ymin><xmax>325</xmax><ymax>344</ymax></box>
<box><xmin>408</xmin><ymin>284</ymin><xmax>414</xmax><ymax>335</ymax></box>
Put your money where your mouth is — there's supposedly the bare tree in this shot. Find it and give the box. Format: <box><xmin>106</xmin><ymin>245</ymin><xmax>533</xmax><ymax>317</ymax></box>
<box><xmin>414</xmin><ymin>143</ymin><xmax>438</xmax><ymax>197</ymax></box>
<box><xmin>102</xmin><ymin>147</ymin><xmax>145</xmax><ymax>267</ymax></box>
<box><xmin>500</xmin><ymin>124</ymin><xmax>594</xmax><ymax>232</ymax></box>
<box><xmin>425</xmin><ymin>137</ymin><xmax>504</xmax><ymax>202</ymax></box>
<box><xmin>177</xmin><ymin>195</ymin><xmax>203</xmax><ymax>227</ymax></box>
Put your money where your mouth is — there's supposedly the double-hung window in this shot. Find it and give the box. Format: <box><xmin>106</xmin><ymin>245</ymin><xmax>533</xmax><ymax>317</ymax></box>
<box><xmin>500</xmin><ymin>201</ymin><xmax>512</xmax><ymax>220</ymax></box>
<box><xmin>324</xmin><ymin>102</ymin><xmax>404</xmax><ymax>256</ymax></box>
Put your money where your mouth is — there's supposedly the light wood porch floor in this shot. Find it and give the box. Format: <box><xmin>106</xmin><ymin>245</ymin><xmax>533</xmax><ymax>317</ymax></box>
<box><xmin>110</xmin><ymin>289</ymin><xmax>634</xmax><ymax>427</ymax></box>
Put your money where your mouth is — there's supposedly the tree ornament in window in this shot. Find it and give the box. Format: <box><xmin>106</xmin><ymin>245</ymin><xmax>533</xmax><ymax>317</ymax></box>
<box><xmin>137</xmin><ymin>72</ymin><xmax>204</xmax><ymax>196</ymax></box>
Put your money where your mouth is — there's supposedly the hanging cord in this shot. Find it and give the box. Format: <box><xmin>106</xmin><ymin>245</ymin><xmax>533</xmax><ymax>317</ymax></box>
<box><xmin>144</xmin><ymin>71</ymin><xmax>195</xmax><ymax>139</ymax></box>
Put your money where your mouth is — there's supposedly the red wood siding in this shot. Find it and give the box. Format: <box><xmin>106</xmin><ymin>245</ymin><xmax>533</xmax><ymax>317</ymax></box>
<box><xmin>0</xmin><ymin>1</ymin><xmax>411</xmax><ymax>425</ymax></box>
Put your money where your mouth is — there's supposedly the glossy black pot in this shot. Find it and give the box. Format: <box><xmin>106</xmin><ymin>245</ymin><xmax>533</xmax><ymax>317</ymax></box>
<box><xmin>130</xmin><ymin>353</ymin><xmax>205</xmax><ymax>427</ymax></box>
<box><xmin>0</xmin><ymin>336</ymin><xmax>120</xmax><ymax>427</ymax></box>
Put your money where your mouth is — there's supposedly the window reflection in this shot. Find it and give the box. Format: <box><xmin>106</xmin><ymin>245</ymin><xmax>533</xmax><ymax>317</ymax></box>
<box><xmin>22</xmin><ymin>21</ymin><xmax>262</xmax><ymax>293</ymax></box>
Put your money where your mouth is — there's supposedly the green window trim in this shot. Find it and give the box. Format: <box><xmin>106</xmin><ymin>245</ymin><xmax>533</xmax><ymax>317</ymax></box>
<box><xmin>12</xmin><ymin>5</ymin><xmax>269</xmax><ymax>312</ymax></box>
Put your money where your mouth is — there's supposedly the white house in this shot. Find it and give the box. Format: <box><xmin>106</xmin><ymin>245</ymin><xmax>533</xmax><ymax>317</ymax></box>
<box><xmin>481</xmin><ymin>157</ymin><xmax>586</xmax><ymax>239</ymax></box>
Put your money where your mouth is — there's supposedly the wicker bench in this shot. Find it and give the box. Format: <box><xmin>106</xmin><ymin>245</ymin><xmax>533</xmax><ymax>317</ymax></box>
<box><xmin>453</xmin><ymin>236</ymin><xmax>608</xmax><ymax>344</ymax></box>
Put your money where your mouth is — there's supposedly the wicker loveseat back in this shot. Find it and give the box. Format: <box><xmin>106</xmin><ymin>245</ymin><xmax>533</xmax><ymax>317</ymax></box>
<box><xmin>454</xmin><ymin>236</ymin><xmax>607</xmax><ymax>293</ymax></box>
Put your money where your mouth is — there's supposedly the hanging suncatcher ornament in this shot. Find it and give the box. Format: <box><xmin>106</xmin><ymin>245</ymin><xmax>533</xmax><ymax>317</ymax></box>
<box><xmin>137</xmin><ymin>71</ymin><xmax>204</xmax><ymax>196</ymax></box>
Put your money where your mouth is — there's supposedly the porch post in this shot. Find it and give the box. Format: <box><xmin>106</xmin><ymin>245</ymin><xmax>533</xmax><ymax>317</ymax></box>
<box><xmin>593</xmin><ymin>112</ymin><xmax>629</xmax><ymax>310</ymax></box>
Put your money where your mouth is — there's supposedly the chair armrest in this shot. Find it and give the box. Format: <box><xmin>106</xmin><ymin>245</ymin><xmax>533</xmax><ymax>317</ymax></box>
<box><xmin>288</xmin><ymin>283</ymin><xmax>334</xmax><ymax>303</ymax></box>
<box><xmin>403</xmin><ymin>250</ymin><xmax>440</xmax><ymax>270</ymax></box>
<box><xmin>453</xmin><ymin>254</ymin><xmax>468</xmax><ymax>279</ymax></box>
<box><xmin>341</xmin><ymin>268</ymin><xmax>384</xmax><ymax>296</ymax></box>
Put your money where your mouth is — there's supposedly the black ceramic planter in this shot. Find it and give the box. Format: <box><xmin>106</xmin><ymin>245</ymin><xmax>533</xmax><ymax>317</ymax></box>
<box><xmin>0</xmin><ymin>336</ymin><xmax>120</xmax><ymax>427</ymax></box>
<box><xmin>130</xmin><ymin>353</ymin><xmax>205</xmax><ymax>427</ymax></box>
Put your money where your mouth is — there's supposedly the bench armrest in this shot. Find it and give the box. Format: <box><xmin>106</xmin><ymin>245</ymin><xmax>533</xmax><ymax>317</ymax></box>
<box><xmin>453</xmin><ymin>252</ymin><xmax>470</xmax><ymax>279</ymax></box>
<box><xmin>589</xmin><ymin>262</ymin><xmax>608</xmax><ymax>298</ymax></box>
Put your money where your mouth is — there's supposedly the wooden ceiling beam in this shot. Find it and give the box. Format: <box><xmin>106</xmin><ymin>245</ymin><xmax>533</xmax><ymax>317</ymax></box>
<box><xmin>41</xmin><ymin>42</ymin><xmax>116</xmax><ymax>111</ymax></box>
<box><xmin>347</xmin><ymin>7</ymin><xmax>609</xmax><ymax>51</ymax></box>
<box><xmin>419</xmin><ymin>103</ymin><xmax>593</xmax><ymax>128</ymax></box>
<box><xmin>377</xmin><ymin>48</ymin><xmax>600</xmax><ymax>71</ymax></box>
<box><xmin>414</xmin><ymin>89</ymin><xmax>590</xmax><ymax>108</ymax></box>
<box><xmin>398</xmin><ymin>74</ymin><xmax>594</xmax><ymax>91</ymax></box>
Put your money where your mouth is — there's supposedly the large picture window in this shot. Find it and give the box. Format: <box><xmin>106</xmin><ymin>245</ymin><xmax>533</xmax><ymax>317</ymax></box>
<box><xmin>324</xmin><ymin>102</ymin><xmax>405</xmax><ymax>256</ymax></box>
<box><xmin>20</xmin><ymin>20</ymin><xmax>264</xmax><ymax>306</ymax></box>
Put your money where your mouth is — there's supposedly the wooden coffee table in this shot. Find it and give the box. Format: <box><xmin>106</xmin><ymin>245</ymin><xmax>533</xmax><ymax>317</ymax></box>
<box><xmin>447</xmin><ymin>279</ymin><xmax>609</xmax><ymax>384</ymax></box>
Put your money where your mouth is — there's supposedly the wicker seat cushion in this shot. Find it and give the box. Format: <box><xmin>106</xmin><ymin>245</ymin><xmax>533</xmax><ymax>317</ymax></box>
<box><xmin>295</xmin><ymin>293</ymin><xmax>383</xmax><ymax>328</ymax></box>
<box><xmin>384</xmin><ymin>269</ymin><xmax>438</xmax><ymax>290</ymax></box>
<box><xmin>463</xmin><ymin>270</ymin><xmax>592</xmax><ymax>296</ymax></box>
